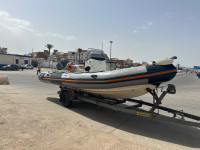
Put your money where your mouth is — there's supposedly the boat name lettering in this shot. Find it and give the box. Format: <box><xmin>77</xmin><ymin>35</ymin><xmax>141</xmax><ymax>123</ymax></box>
<box><xmin>62</xmin><ymin>74</ymin><xmax>70</xmax><ymax>78</ymax></box>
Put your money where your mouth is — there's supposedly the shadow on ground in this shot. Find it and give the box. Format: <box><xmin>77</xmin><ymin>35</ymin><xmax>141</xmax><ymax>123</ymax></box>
<box><xmin>47</xmin><ymin>97</ymin><xmax>200</xmax><ymax>148</ymax></box>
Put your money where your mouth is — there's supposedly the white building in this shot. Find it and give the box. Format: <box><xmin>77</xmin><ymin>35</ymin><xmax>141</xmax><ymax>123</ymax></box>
<box><xmin>68</xmin><ymin>51</ymin><xmax>76</xmax><ymax>64</ymax></box>
<box><xmin>0</xmin><ymin>53</ymin><xmax>32</xmax><ymax>66</ymax></box>
<box><xmin>67</xmin><ymin>50</ymin><xmax>89</xmax><ymax>65</ymax></box>
<box><xmin>75</xmin><ymin>50</ymin><xmax>88</xmax><ymax>64</ymax></box>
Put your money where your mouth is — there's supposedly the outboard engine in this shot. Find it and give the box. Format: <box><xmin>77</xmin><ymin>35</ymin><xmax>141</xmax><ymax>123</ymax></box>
<box><xmin>56</xmin><ymin>58</ymin><xmax>69</xmax><ymax>70</ymax></box>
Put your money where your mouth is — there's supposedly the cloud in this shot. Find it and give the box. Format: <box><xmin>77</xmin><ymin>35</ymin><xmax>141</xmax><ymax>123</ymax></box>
<box><xmin>0</xmin><ymin>10</ymin><xmax>76</xmax><ymax>40</ymax></box>
<box><xmin>34</xmin><ymin>32</ymin><xmax>77</xmax><ymax>40</ymax></box>
<box><xmin>133</xmin><ymin>30</ymin><xmax>139</xmax><ymax>34</ymax></box>
<box><xmin>133</xmin><ymin>21</ymin><xmax>154</xmax><ymax>34</ymax></box>
<box><xmin>147</xmin><ymin>21</ymin><xmax>154</xmax><ymax>26</ymax></box>
<box><xmin>0</xmin><ymin>10</ymin><xmax>77</xmax><ymax>54</ymax></box>
<box><xmin>142</xmin><ymin>26</ymin><xmax>147</xmax><ymax>29</ymax></box>
<box><xmin>0</xmin><ymin>10</ymin><xmax>33</xmax><ymax>34</ymax></box>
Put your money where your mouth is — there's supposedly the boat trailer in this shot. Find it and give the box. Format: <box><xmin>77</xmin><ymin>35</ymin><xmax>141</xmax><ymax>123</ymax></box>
<box><xmin>58</xmin><ymin>84</ymin><xmax>200</xmax><ymax>128</ymax></box>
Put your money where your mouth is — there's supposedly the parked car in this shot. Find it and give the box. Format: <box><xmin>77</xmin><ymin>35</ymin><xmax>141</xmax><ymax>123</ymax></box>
<box><xmin>1</xmin><ymin>65</ymin><xmax>20</xmax><ymax>71</ymax></box>
<box><xmin>21</xmin><ymin>64</ymin><xmax>34</xmax><ymax>69</ymax></box>
<box><xmin>0</xmin><ymin>64</ymin><xmax>6</xmax><ymax>70</ymax></box>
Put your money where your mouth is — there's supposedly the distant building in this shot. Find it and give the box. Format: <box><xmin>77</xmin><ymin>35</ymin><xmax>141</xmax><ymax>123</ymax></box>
<box><xmin>30</xmin><ymin>52</ymin><xmax>37</xmax><ymax>58</ymax></box>
<box><xmin>26</xmin><ymin>48</ymin><xmax>136</xmax><ymax>69</ymax></box>
<box><xmin>75</xmin><ymin>49</ymin><xmax>88</xmax><ymax>64</ymax></box>
<box><xmin>0</xmin><ymin>47</ymin><xmax>7</xmax><ymax>54</ymax></box>
<box><xmin>36</xmin><ymin>52</ymin><xmax>45</xmax><ymax>58</ymax></box>
<box><xmin>112</xmin><ymin>58</ymin><xmax>133</xmax><ymax>68</ymax></box>
<box><xmin>43</xmin><ymin>50</ymin><xmax>49</xmax><ymax>59</ymax></box>
<box><xmin>142</xmin><ymin>61</ymin><xmax>148</xmax><ymax>66</ymax></box>
<box><xmin>133</xmin><ymin>62</ymin><xmax>142</xmax><ymax>67</ymax></box>
<box><xmin>33</xmin><ymin>50</ymin><xmax>49</xmax><ymax>60</ymax></box>
<box><xmin>57</xmin><ymin>53</ymin><xmax>68</xmax><ymax>61</ymax></box>
<box><xmin>0</xmin><ymin>53</ymin><xmax>32</xmax><ymax>66</ymax></box>
<box><xmin>68</xmin><ymin>51</ymin><xmax>76</xmax><ymax>64</ymax></box>
<box><xmin>126</xmin><ymin>59</ymin><xmax>134</xmax><ymax>67</ymax></box>
<box><xmin>112</xmin><ymin>58</ymin><xmax>123</xmax><ymax>68</ymax></box>
<box><xmin>51</xmin><ymin>50</ymin><xmax>66</xmax><ymax>62</ymax></box>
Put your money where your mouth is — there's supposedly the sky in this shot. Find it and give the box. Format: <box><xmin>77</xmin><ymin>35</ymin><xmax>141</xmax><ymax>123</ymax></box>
<box><xmin>0</xmin><ymin>0</ymin><xmax>200</xmax><ymax>67</ymax></box>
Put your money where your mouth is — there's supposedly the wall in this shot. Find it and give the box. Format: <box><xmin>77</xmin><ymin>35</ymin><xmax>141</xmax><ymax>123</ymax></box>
<box><xmin>41</xmin><ymin>61</ymin><xmax>57</xmax><ymax>68</ymax></box>
<box><xmin>0</xmin><ymin>55</ymin><xmax>14</xmax><ymax>65</ymax></box>
<box><xmin>0</xmin><ymin>54</ymin><xmax>32</xmax><ymax>66</ymax></box>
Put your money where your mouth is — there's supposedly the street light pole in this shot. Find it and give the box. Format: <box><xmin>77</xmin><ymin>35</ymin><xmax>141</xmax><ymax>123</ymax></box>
<box><xmin>109</xmin><ymin>41</ymin><xmax>113</xmax><ymax>70</ymax></box>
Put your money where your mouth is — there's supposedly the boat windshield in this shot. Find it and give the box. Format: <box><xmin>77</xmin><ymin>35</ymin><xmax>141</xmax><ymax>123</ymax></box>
<box><xmin>87</xmin><ymin>49</ymin><xmax>106</xmax><ymax>60</ymax></box>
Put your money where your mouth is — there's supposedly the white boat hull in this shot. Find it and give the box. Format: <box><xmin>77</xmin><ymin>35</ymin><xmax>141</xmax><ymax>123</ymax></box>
<box><xmin>82</xmin><ymin>84</ymin><xmax>156</xmax><ymax>99</ymax></box>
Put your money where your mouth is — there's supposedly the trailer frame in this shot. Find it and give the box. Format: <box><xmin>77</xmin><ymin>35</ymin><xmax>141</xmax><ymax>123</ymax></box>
<box><xmin>58</xmin><ymin>84</ymin><xmax>200</xmax><ymax>128</ymax></box>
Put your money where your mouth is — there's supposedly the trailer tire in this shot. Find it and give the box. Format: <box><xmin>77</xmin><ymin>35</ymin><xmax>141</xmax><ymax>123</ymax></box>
<box><xmin>61</xmin><ymin>91</ymin><xmax>73</xmax><ymax>107</ymax></box>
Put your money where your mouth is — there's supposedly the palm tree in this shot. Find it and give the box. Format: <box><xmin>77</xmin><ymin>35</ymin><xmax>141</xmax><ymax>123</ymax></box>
<box><xmin>45</xmin><ymin>44</ymin><xmax>54</xmax><ymax>67</ymax></box>
<box><xmin>45</xmin><ymin>44</ymin><xmax>54</xmax><ymax>56</ymax></box>
<box><xmin>77</xmin><ymin>48</ymin><xmax>82</xmax><ymax>64</ymax></box>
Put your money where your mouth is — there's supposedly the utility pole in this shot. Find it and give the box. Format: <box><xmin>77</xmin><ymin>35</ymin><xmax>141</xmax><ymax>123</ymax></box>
<box><xmin>109</xmin><ymin>41</ymin><xmax>113</xmax><ymax>70</ymax></box>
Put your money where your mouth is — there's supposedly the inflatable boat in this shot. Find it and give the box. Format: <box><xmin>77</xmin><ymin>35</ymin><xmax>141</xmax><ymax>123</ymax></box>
<box><xmin>38</xmin><ymin>56</ymin><xmax>177</xmax><ymax>99</ymax></box>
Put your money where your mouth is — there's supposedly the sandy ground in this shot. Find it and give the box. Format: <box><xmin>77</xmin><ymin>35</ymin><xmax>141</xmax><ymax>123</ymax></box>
<box><xmin>0</xmin><ymin>69</ymin><xmax>200</xmax><ymax>150</ymax></box>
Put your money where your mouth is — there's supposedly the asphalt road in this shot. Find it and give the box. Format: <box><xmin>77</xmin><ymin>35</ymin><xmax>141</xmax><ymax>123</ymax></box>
<box><xmin>0</xmin><ymin>69</ymin><xmax>200</xmax><ymax>150</ymax></box>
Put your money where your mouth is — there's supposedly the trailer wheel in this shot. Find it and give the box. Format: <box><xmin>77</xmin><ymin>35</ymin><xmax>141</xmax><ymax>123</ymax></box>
<box><xmin>61</xmin><ymin>91</ymin><xmax>73</xmax><ymax>107</ymax></box>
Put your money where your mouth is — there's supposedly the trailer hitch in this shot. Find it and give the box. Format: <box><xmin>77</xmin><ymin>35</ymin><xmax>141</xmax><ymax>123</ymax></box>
<box><xmin>146</xmin><ymin>84</ymin><xmax>176</xmax><ymax>112</ymax></box>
